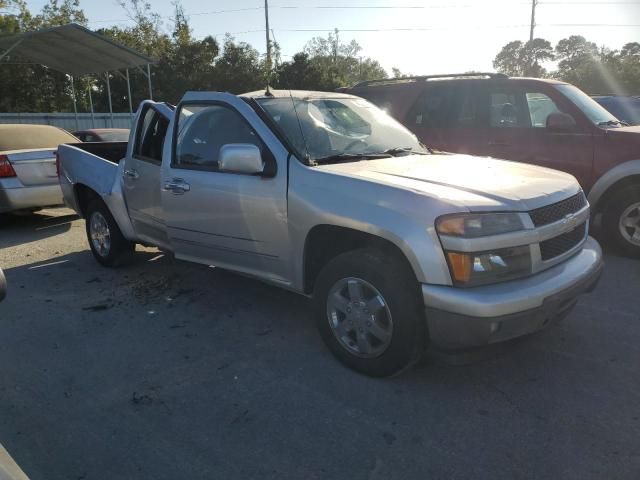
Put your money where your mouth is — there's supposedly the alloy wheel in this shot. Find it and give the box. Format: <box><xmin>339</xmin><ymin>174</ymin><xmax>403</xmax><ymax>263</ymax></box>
<box><xmin>326</xmin><ymin>277</ymin><xmax>393</xmax><ymax>358</ymax></box>
<box><xmin>619</xmin><ymin>202</ymin><xmax>640</xmax><ymax>246</ymax></box>
<box><xmin>90</xmin><ymin>211</ymin><xmax>111</xmax><ymax>257</ymax></box>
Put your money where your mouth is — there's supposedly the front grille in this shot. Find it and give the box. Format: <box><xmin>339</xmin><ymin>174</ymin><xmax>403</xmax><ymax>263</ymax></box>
<box><xmin>540</xmin><ymin>223</ymin><xmax>587</xmax><ymax>261</ymax></box>
<box><xmin>529</xmin><ymin>191</ymin><xmax>587</xmax><ymax>227</ymax></box>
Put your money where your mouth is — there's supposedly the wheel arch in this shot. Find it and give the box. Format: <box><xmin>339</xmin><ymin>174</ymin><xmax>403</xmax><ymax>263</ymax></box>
<box><xmin>302</xmin><ymin>224</ymin><xmax>419</xmax><ymax>295</ymax></box>
<box><xmin>73</xmin><ymin>183</ymin><xmax>137</xmax><ymax>241</ymax></box>
<box><xmin>74</xmin><ymin>183</ymin><xmax>102</xmax><ymax>218</ymax></box>
<box><xmin>588</xmin><ymin>160</ymin><xmax>640</xmax><ymax>213</ymax></box>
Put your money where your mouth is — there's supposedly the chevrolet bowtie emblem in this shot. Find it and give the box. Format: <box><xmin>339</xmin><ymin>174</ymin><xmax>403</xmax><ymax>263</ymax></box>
<box><xmin>562</xmin><ymin>213</ymin><xmax>579</xmax><ymax>229</ymax></box>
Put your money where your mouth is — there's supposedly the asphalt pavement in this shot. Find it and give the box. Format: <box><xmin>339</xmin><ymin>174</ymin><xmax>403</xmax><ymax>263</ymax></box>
<box><xmin>0</xmin><ymin>208</ymin><xmax>639</xmax><ymax>480</ymax></box>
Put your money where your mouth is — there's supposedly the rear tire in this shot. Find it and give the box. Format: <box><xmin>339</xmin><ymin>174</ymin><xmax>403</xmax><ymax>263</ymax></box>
<box><xmin>313</xmin><ymin>248</ymin><xmax>427</xmax><ymax>377</ymax></box>
<box><xmin>85</xmin><ymin>199</ymin><xmax>134</xmax><ymax>267</ymax></box>
<box><xmin>602</xmin><ymin>185</ymin><xmax>640</xmax><ymax>258</ymax></box>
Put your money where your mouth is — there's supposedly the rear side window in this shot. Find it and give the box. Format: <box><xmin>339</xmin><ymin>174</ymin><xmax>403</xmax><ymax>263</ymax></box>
<box><xmin>449</xmin><ymin>85</ymin><xmax>480</xmax><ymax>128</ymax></box>
<box><xmin>174</xmin><ymin>104</ymin><xmax>265</xmax><ymax>171</ymax></box>
<box><xmin>407</xmin><ymin>87</ymin><xmax>451</xmax><ymax>128</ymax></box>
<box><xmin>489</xmin><ymin>91</ymin><xmax>529</xmax><ymax>128</ymax></box>
<box><xmin>134</xmin><ymin>107</ymin><xmax>169</xmax><ymax>163</ymax></box>
<box><xmin>352</xmin><ymin>88</ymin><xmax>394</xmax><ymax>113</ymax></box>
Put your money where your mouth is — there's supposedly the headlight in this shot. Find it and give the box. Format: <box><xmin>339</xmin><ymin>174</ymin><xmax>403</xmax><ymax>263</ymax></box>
<box><xmin>437</xmin><ymin>213</ymin><xmax>531</xmax><ymax>287</ymax></box>
<box><xmin>436</xmin><ymin>213</ymin><xmax>524</xmax><ymax>238</ymax></box>
<box><xmin>445</xmin><ymin>246</ymin><xmax>531</xmax><ymax>287</ymax></box>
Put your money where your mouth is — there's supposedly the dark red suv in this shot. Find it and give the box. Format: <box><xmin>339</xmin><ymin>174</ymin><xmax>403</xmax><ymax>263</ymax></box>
<box><xmin>343</xmin><ymin>73</ymin><xmax>640</xmax><ymax>256</ymax></box>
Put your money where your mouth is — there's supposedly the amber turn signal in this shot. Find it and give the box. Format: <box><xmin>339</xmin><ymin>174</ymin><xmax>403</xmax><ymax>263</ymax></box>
<box><xmin>446</xmin><ymin>252</ymin><xmax>472</xmax><ymax>283</ymax></box>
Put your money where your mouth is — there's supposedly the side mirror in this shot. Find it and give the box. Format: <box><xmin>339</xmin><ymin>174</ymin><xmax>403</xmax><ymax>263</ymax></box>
<box><xmin>546</xmin><ymin>112</ymin><xmax>576</xmax><ymax>131</ymax></box>
<box><xmin>0</xmin><ymin>267</ymin><xmax>6</xmax><ymax>303</ymax></box>
<box><xmin>218</xmin><ymin>144</ymin><xmax>264</xmax><ymax>175</ymax></box>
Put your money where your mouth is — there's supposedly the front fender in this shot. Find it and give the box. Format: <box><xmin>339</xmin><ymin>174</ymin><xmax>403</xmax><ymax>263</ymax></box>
<box><xmin>588</xmin><ymin>159</ymin><xmax>640</xmax><ymax>209</ymax></box>
<box><xmin>288</xmin><ymin>162</ymin><xmax>456</xmax><ymax>288</ymax></box>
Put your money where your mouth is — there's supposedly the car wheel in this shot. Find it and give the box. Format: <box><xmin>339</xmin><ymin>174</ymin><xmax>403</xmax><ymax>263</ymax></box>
<box><xmin>85</xmin><ymin>199</ymin><xmax>134</xmax><ymax>267</ymax></box>
<box><xmin>313</xmin><ymin>248</ymin><xmax>427</xmax><ymax>377</ymax></box>
<box><xmin>603</xmin><ymin>185</ymin><xmax>640</xmax><ymax>258</ymax></box>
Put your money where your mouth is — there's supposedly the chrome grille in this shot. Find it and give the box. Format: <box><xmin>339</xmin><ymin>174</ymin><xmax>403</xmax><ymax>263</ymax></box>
<box><xmin>540</xmin><ymin>223</ymin><xmax>587</xmax><ymax>261</ymax></box>
<box><xmin>529</xmin><ymin>191</ymin><xmax>587</xmax><ymax>227</ymax></box>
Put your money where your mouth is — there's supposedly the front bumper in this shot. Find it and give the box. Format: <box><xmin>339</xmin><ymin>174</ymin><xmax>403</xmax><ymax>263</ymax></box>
<box><xmin>422</xmin><ymin>236</ymin><xmax>604</xmax><ymax>350</ymax></box>
<box><xmin>0</xmin><ymin>183</ymin><xmax>63</xmax><ymax>213</ymax></box>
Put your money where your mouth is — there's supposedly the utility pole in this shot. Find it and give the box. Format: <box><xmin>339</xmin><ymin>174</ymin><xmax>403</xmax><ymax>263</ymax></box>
<box><xmin>264</xmin><ymin>0</ymin><xmax>271</xmax><ymax>83</ymax></box>
<box><xmin>529</xmin><ymin>0</ymin><xmax>537</xmax><ymax>41</ymax></box>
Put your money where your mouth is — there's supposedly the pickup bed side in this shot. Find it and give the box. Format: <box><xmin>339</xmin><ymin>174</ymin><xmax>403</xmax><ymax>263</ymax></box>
<box><xmin>58</xmin><ymin>101</ymin><xmax>173</xmax><ymax>243</ymax></box>
<box><xmin>58</xmin><ymin>142</ymin><xmax>138</xmax><ymax>238</ymax></box>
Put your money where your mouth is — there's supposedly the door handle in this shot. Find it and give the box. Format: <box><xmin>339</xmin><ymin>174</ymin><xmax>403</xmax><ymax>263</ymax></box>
<box><xmin>124</xmin><ymin>168</ymin><xmax>139</xmax><ymax>179</ymax></box>
<box><xmin>163</xmin><ymin>179</ymin><xmax>190</xmax><ymax>195</ymax></box>
<box><xmin>488</xmin><ymin>141</ymin><xmax>510</xmax><ymax>147</ymax></box>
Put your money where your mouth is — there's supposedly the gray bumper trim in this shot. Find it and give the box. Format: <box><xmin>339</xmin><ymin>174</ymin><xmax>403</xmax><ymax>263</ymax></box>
<box><xmin>422</xmin><ymin>236</ymin><xmax>602</xmax><ymax>318</ymax></box>
<box><xmin>421</xmin><ymin>236</ymin><xmax>604</xmax><ymax>350</ymax></box>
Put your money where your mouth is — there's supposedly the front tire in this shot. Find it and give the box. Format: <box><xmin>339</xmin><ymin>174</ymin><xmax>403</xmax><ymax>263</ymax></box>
<box><xmin>85</xmin><ymin>199</ymin><xmax>134</xmax><ymax>267</ymax></box>
<box><xmin>313</xmin><ymin>248</ymin><xmax>427</xmax><ymax>377</ymax></box>
<box><xmin>602</xmin><ymin>185</ymin><xmax>640</xmax><ymax>258</ymax></box>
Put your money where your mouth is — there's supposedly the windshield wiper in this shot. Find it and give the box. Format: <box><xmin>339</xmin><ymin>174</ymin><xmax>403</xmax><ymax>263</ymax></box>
<box><xmin>380</xmin><ymin>147</ymin><xmax>429</xmax><ymax>156</ymax></box>
<box><xmin>598</xmin><ymin>119</ymin><xmax>629</xmax><ymax>127</ymax></box>
<box><xmin>313</xmin><ymin>152</ymin><xmax>392</xmax><ymax>164</ymax></box>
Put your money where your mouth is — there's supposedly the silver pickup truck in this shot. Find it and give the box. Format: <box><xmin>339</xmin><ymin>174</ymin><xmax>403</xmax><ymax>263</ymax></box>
<box><xmin>57</xmin><ymin>90</ymin><xmax>604</xmax><ymax>376</ymax></box>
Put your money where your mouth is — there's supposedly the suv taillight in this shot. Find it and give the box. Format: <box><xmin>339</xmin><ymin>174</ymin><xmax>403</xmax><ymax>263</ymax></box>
<box><xmin>0</xmin><ymin>155</ymin><xmax>16</xmax><ymax>178</ymax></box>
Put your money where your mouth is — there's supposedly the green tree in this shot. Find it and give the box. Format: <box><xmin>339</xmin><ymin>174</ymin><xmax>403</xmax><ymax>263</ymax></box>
<box><xmin>493</xmin><ymin>38</ymin><xmax>553</xmax><ymax>77</ymax></box>
<box><xmin>274</xmin><ymin>29</ymin><xmax>386</xmax><ymax>91</ymax></box>
<box><xmin>212</xmin><ymin>35</ymin><xmax>263</xmax><ymax>93</ymax></box>
<box><xmin>274</xmin><ymin>52</ymin><xmax>323</xmax><ymax>90</ymax></box>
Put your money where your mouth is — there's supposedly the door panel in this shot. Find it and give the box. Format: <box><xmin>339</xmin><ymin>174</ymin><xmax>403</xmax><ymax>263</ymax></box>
<box><xmin>123</xmin><ymin>104</ymin><xmax>171</xmax><ymax>247</ymax></box>
<box><xmin>485</xmin><ymin>88</ymin><xmax>593</xmax><ymax>188</ymax></box>
<box><xmin>162</xmin><ymin>94</ymin><xmax>289</xmax><ymax>284</ymax></box>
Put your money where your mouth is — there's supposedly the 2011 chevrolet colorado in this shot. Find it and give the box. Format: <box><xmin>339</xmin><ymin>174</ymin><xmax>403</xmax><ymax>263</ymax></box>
<box><xmin>56</xmin><ymin>90</ymin><xmax>603</xmax><ymax>376</ymax></box>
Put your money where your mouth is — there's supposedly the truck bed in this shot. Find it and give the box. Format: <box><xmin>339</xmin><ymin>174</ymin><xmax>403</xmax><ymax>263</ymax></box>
<box><xmin>64</xmin><ymin>141</ymin><xmax>128</xmax><ymax>164</ymax></box>
<box><xmin>57</xmin><ymin>141</ymin><xmax>128</xmax><ymax>209</ymax></box>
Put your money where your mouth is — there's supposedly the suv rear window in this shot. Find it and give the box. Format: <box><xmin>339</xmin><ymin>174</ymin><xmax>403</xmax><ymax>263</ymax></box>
<box><xmin>0</xmin><ymin>125</ymin><xmax>78</xmax><ymax>151</ymax></box>
<box><xmin>407</xmin><ymin>84</ymin><xmax>480</xmax><ymax>128</ymax></box>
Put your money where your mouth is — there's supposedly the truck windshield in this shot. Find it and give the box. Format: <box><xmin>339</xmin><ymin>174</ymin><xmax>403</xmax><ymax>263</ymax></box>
<box><xmin>555</xmin><ymin>84</ymin><xmax>622</xmax><ymax>127</ymax></box>
<box><xmin>256</xmin><ymin>96</ymin><xmax>427</xmax><ymax>163</ymax></box>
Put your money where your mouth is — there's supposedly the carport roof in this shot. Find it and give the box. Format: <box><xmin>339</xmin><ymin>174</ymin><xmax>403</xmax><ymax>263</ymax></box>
<box><xmin>0</xmin><ymin>23</ymin><xmax>154</xmax><ymax>76</ymax></box>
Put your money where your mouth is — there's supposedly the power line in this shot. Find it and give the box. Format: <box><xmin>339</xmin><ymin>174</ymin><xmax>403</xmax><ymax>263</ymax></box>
<box><xmin>541</xmin><ymin>1</ymin><xmax>640</xmax><ymax>3</ymax></box>
<box><xmin>274</xmin><ymin>23</ymin><xmax>640</xmax><ymax>32</ymax></box>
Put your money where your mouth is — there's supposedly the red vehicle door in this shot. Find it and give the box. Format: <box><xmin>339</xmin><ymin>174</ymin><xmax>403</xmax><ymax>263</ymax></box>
<box><xmin>484</xmin><ymin>85</ymin><xmax>594</xmax><ymax>189</ymax></box>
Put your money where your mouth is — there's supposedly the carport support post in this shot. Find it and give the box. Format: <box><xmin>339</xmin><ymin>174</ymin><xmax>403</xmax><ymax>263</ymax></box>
<box><xmin>146</xmin><ymin>64</ymin><xmax>153</xmax><ymax>100</ymax></box>
<box><xmin>105</xmin><ymin>72</ymin><xmax>114</xmax><ymax>128</ymax></box>
<box><xmin>126</xmin><ymin>68</ymin><xmax>133</xmax><ymax>117</ymax></box>
<box><xmin>88</xmin><ymin>80</ymin><xmax>96</xmax><ymax>129</ymax></box>
<box><xmin>70</xmin><ymin>76</ymin><xmax>79</xmax><ymax>132</ymax></box>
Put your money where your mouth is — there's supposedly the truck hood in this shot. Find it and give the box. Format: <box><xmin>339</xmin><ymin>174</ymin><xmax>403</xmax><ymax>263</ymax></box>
<box><xmin>315</xmin><ymin>153</ymin><xmax>580</xmax><ymax>211</ymax></box>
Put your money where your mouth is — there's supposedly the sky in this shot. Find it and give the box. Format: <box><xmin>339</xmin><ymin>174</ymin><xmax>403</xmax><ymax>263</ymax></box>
<box><xmin>22</xmin><ymin>0</ymin><xmax>640</xmax><ymax>75</ymax></box>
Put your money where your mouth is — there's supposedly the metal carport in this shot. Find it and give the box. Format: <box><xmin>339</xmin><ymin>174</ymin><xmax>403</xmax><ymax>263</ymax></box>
<box><xmin>0</xmin><ymin>23</ymin><xmax>155</xmax><ymax>129</ymax></box>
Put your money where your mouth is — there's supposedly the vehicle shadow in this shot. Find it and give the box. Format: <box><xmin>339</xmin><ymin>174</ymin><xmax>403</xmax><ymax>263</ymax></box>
<box><xmin>0</xmin><ymin>209</ymin><xmax>77</xmax><ymax>250</ymax></box>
